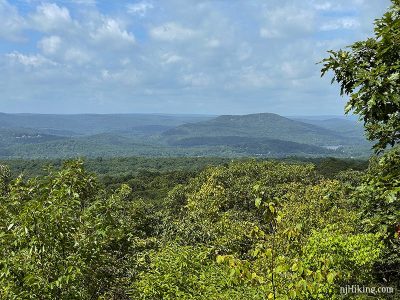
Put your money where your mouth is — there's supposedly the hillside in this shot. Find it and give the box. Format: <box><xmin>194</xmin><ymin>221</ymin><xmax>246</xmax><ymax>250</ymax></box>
<box><xmin>162</xmin><ymin>113</ymin><xmax>366</xmax><ymax>146</ymax></box>
<box><xmin>290</xmin><ymin>117</ymin><xmax>366</xmax><ymax>139</ymax></box>
<box><xmin>0</xmin><ymin>112</ymin><xmax>371</xmax><ymax>158</ymax></box>
<box><xmin>168</xmin><ymin>136</ymin><xmax>333</xmax><ymax>155</ymax></box>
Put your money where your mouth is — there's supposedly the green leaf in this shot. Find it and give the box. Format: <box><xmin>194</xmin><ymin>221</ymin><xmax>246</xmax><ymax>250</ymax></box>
<box><xmin>291</xmin><ymin>263</ymin><xmax>298</xmax><ymax>272</ymax></box>
<box><xmin>276</xmin><ymin>215</ymin><xmax>282</xmax><ymax>223</ymax></box>
<box><xmin>255</xmin><ymin>197</ymin><xmax>262</xmax><ymax>208</ymax></box>
<box><xmin>327</xmin><ymin>272</ymin><xmax>336</xmax><ymax>284</ymax></box>
<box><xmin>229</xmin><ymin>268</ymin><xmax>236</xmax><ymax>278</ymax></box>
<box><xmin>216</xmin><ymin>256</ymin><xmax>225</xmax><ymax>264</ymax></box>
<box><xmin>269</xmin><ymin>203</ymin><xmax>275</xmax><ymax>214</ymax></box>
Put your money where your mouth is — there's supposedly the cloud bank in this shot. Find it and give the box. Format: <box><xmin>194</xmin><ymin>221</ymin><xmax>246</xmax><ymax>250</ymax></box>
<box><xmin>0</xmin><ymin>0</ymin><xmax>391</xmax><ymax>115</ymax></box>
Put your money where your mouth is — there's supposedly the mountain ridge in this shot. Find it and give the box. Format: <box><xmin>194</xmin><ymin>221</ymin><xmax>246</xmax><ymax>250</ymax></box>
<box><xmin>0</xmin><ymin>112</ymin><xmax>370</xmax><ymax>158</ymax></box>
<box><xmin>162</xmin><ymin>112</ymin><xmax>365</xmax><ymax>146</ymax></box>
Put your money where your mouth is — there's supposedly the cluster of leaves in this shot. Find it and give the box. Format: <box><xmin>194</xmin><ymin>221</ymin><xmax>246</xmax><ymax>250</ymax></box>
<box><xmin>0</xmin><ymin>155</ymin><xmax>395</xmax><ymax>299</ymax></box>
<box><xmin>0</xmin><ymin>164</ymin><xmax>11</xmax><ymax>195</ymax></box>
<box><xmin>321</xmin><ymin>0</ymin><xmax>400</xmax><ymax>293</ymax></box>
<box><xmin>353</xmin><ymin>147</ymin><xmax>400</xmax><ymax>286</ymax></box>
<box><xmin>129</xmin><ymin>160</ymin><xmax>386</xmax><ymax>299</ymax></box>
<box><xmin>321</xmin><ymin>0</ymin><xmax>400</xmax><ymax>153</ymax></box>
<box><xmin>0</xmin><ymin>160</ymin><xmax>158</xmax><ymax>299</ymax></box>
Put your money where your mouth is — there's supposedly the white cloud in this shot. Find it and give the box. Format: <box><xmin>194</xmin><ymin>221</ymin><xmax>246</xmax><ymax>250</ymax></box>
<box><xmin>205</xmin><ymin>38</ymin><xmax>220</xmax><ymax>48</ymax></box>
<box><xmin>0</xmin><ymin>0</ymin><xmax>392</xmax><ymax>114</ymax></box>
<box><xmin>182</xmin><ymin>73</ymin><xmax>210</xmax><ymax>87</ymax></box>
<box><xmin>0</xmin><ymin>0</ymin><xmax>25</xmax><ymax>41</ymax></box>
<box><xmin>161</xmin><ymin>52</ymin><xmax>183</xmax><ymax>65</ymax></box>
<box><xmin>64</xmin><ymin>48</ymin><xmax>91</xmax><ymax>64</ymax></box>
<box><xmin>260</xmin><ymin>6</ymin><xmax>315</xmax><ymax>39</ymax></box>
<box><xmin>6</xmin><ymin>51</ymin><xmax>56</xmax><ymax>67</ymax></box>
<box><xmin>71</xmin><ymin>0</ymin><xmax>97</xmax><ymax>5</ymax></box>
<box><xmin>127</xmin><ymin>1</ymin><xmax>154</xmax><ymax>17</ymax></box>
<box><xmin>280</xmin><ymin>60</ymin><xmax>313</xmax><ymax>79</ymax></box>
<box><xmin>38</xmin><ymin>35</ymin><xmax>62</xmax><ymax>55</ymax></box>
<box><xmin>314</xmin><ymin>2</ymin><xmax>335</xmax><ymax>11</ymax></box>
<box><xmin>237</xmin><ymin>43</ymin><xmax>252</xmax><ymax>61</ymax></box>
<box><xmin>236</xmin><ymin>66</ymin><xmax>273</xmax><ymax>88</ymax></box>
<box><xmin>150</xmin><ymin>22</ymin><xmax>196</xmax><ymax>41</ymax></box>
<box><xmin>260</xmin><ymin>28</ymin><xmax>281</xmax><ymax>39</ymax></box>
<box><xmin>91</xmin><ymin>18</ymin><xmax>135</xmax><ymax>46</ymax></box>
<box><xmin>120</xmin><ymin>58</ymin><xmax>131</xmax><ymax>66</ymax></box>
<box><xmin>100</xmin><ymin>69</ymin><xmax>139</xmax><ymax>86</ymax></box>
<box><xmin>281</xmin><ymin>62</ymin><xmax>298</xmax><ymax>78</ymax></box>
<box><xmin>320</xmin><ymin>18</ymin><xmax>360</xmax><ymax>31</ymax></box>
<box><xmin>31</xmin><ymin>3</ymin><xmax>72</xmax><ymax>32</ymax></box>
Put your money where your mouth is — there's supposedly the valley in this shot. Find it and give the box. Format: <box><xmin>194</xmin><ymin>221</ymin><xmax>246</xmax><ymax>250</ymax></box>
<box><xmin>0</xmin><ymin>112</ymin><xmax>371</xmax><ymax>159</ymax></box>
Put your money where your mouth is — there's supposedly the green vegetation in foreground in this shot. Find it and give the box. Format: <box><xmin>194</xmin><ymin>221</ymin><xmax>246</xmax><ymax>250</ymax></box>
<box><xmin>0</xmin><ymin>157</ymin><xmax>369</xmax><ymax>203</ymax></box>
<box><xmin>0</xmin><ymin>151</ymin><xmax>398</xmax><ymax>299</ymax></box>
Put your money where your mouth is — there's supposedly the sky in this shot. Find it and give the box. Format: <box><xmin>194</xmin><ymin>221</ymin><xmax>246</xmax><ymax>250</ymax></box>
<box><xmin>0</xmin><ymin>0</ymin><xmax>392</xmax><ymax>115</ymax></box>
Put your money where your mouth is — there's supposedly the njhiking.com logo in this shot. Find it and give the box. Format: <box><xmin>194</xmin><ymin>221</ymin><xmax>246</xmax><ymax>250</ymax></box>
<box><xmin>340</xmin><ymin>284</ymin><xmax>395</xmax><ymax>296</ymax></box>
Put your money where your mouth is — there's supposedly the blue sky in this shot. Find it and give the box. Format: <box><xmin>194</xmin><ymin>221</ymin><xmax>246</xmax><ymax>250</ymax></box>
<box><xmin>0</xmin><ymin>0</ymin><xmax>391</xmax><ymax>115</ymax></box>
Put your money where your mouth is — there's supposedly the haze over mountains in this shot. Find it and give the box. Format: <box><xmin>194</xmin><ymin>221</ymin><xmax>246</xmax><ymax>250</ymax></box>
<box><xmin>0</xmin><ymin>112</ymin><xmax>370</xmax><ymax>159</ymax></box>
<box><xmin>0</xmin><ymin>113</ymin><xmax>212</xmax><ymax>136</ymax></box>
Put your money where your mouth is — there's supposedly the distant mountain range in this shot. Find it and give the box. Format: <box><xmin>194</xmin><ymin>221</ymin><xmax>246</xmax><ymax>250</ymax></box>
<box><xmin>0</xmin><ymin>113</ymin><xmax>213</xmax><ymax>136</ymax></box>
<box><xmin>0</xmin><ymin>112</ymin><xmax>371</xmax><ymax>159</ymax></box>
<box><xmin>163</xmin><ymin>113</ymin><xmax>365</xmax><ymax>146</ymax></box>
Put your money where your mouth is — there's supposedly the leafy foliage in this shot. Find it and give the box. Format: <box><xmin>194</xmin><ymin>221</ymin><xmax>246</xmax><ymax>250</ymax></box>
<box><xmin>321</xmin><ymin>0</ymin><xmax>400</xmax><ymax>152</ymax></box>
<box><xmin>321</xmin><ymin>1</ymin><xmax>400</xmax><ymax>293</ymax></box>
<box><xmin>0</xmin><ymin>160</ymin><xmax>156</xmax><ymax>299</ymax></box>
<box><xmin>132</xmin><ymin>245</ymin><xmax>266</xmax><ymax>300</ymax></box>
<box><xmin>0</xmin><ymin>164</ymin><xmax>11</xmax><ymax>195</ymax></box>
<box><xmin>354</xmin><ymin>147</ymin><xmax>400</xmax><ymax>286</ymax></box>
<box><xmin>215</xmin><ymin>177</ymin><xmax>383</xmax><ymax>299</ymax></box>
<box><xmin>0</xmin><ymin>156</ymin><xmax>392</xmax><ymax>299</ymax></box>
<box><xmin>156</xmin><ymin>161</ymin><xmax>385</xmax><ymax>299</ymax></box>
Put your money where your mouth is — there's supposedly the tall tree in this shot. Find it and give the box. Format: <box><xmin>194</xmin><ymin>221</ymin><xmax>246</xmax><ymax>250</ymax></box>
<box><xmin>323</xmin><ymin>0</ymin><xmax>400</xmax><ymax>287</ymax></box>
<box><xmin>321</xmin><ymin>0</ymin><xmax>400</xmax><ymax>152</ymax></box>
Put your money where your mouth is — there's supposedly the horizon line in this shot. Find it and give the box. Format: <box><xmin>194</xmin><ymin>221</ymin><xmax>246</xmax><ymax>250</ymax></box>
<box><xmin>0</xmin><ymin>111</ymin><xmax>351</xmax><ymax>118</ymax></box>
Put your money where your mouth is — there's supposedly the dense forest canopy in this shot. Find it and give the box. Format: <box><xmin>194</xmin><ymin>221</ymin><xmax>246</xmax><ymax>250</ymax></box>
<box><xmin>0</xmin><ymin>153</ymin><xmax>398</xmax><ymax>299</ymax></box>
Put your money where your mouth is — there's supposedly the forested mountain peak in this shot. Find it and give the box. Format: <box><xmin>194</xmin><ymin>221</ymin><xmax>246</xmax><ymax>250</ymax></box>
<box><xmin>162</xmin><ymin>112</ymin><xmax>365</xmax><ymax>147</ymax></box>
